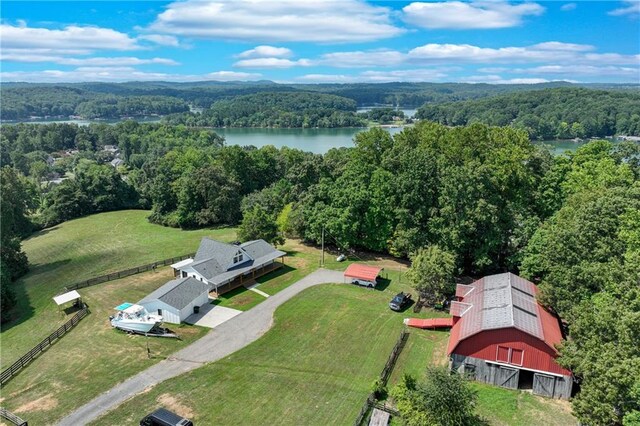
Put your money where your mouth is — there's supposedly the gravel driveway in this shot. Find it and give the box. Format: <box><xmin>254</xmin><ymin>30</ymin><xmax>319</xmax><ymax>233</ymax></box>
<box><xmin>57</xmin><ymin>268</ymin><xmax>344</xmax><ymax>425</ymax></box>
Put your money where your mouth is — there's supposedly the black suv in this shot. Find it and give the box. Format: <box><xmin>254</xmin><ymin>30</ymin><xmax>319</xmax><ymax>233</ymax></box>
<box><xmin>140</xmin><ymin>408</ymin><xmax>193</xmax><ymax>426</ymax></box>
<box><xmin>389</xmin><ymin>292</ymin><xmax>412</xmax><ymax>311</ymax></box>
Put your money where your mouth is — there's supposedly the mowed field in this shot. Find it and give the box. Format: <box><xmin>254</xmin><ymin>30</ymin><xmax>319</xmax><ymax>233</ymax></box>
<box><xmin>91</xmin><ymin>281</ymin><xmax>576</xmax><ymax>426</ymax></box>
<box><xmin>1</xmin><ymin>210</ymin><xmax>577</xmax><ymax>425</ymax></box>
<box><xmin>1</xmin><ymin>209</ymin><xmax>236</xmax><ymax>365</ymax></box>
<box><xmin>92</xmin><ymin>282</ymin><xmax>450</xmax><ymax>426</ymax></box>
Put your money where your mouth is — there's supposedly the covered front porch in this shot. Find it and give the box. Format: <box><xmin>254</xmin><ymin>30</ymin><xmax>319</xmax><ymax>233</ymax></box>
<box><xmin>210</xmin><ymin>258</ymin><xmax>285</xmax><ymax>298</ymax></box>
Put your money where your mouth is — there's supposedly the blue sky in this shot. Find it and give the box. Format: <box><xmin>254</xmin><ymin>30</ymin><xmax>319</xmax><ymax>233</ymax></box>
<box><xmin>1</xmin><ymin>1</ymin><xmax>639</xmax><ymax>84</ymax></box>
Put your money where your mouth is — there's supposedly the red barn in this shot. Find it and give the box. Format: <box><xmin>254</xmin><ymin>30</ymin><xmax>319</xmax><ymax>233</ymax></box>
<box><xmin>448</xmin><ymin>273</ymin><xmax>573</xmax><ymax>399</ymax></box>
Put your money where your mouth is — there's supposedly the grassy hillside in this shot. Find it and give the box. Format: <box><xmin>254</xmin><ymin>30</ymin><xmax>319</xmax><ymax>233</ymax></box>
<box><xmin>1</xmin><ymin>210</ymin><xmax>236</xmax><ymax>365</ymax></box>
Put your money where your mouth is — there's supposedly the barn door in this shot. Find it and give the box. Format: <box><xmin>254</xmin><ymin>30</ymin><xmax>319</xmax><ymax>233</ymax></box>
<box><xmin>533</xmin><ymin>373</ymin><xmax>556</xmax><ymax>398</ymax></box>
<box><xmin>496</xmin><ymin>366</ymin><xmax>519</xmax><ymax>389</ymax></box>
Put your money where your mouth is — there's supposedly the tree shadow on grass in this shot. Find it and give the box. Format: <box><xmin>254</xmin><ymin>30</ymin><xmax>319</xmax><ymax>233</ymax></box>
<box><xmin>1</xmin><ymin>258</ymin><xmax>70</xmax><ymax>332</ymax></box>
<box><xmin>255</xmin><ymin>264</ymin><xmax>296</xmax><ymax>283</ymax></box>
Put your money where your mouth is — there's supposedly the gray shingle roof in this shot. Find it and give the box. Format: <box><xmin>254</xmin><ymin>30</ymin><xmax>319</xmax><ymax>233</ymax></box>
<box><xmin>176</xmin><ymin>237</ymin><xmax>286</xmax><ymax>286</ymax></box>
<box><xmin>139</xmin><ymin>277</ymin><xmax>209</xmax><ymax>310</ymax></box>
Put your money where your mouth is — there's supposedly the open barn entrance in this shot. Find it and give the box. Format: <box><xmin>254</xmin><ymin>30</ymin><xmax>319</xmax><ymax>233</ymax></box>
<box><xmin>519</xmin><ymin>369</ymin><xmax>534</xmax><ymax>390</ymax></box>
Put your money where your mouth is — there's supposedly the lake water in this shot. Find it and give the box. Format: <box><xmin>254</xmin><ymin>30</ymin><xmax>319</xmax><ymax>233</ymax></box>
<box><xmin>4</xmin><ymin>117</ymin><xmax>614</xmax><ymax>155</ymax></box>
<box><xmin>214</xmin><ymin>127</ymin><xmax>405</xmax><ymax>153</ymax></box>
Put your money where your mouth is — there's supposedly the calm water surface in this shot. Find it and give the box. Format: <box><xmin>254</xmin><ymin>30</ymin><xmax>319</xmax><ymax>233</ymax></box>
<box><xmin>5</xmin><ymin>117</ymin><xmax>615</xmax><ymax>155</ymax></box>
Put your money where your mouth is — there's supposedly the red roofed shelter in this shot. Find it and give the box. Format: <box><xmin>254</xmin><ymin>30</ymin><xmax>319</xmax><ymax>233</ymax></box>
<box><xmin>344</xmin><ymin>264</ymin><xmax>382</xmax><ymax>288</ymax></box>
<box><xmin>448</xmin><ymin>272</ymin><xmax>573</xmax><ymax>399</ymax></box>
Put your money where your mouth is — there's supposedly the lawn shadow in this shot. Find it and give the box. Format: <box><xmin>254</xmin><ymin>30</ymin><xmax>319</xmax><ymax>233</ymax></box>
<box><xmin>25</xmin><ymin>258</ymin><xmax>72</xmax><ymax>279</ymax></box>
<box><xmin>22</xmin><ymin>225</ymin><xmax>60</xmax><ymax>241</ymax></box>
<box><xmin>374</xmin><ymin>277</ymin><xmax>392</xmax><ymax>292</ymax></box>
<box><xmin>256</xmin><ymin>264</ymin><xmax>296</xmax><ymax>283</ymax></box>
<box><xmin>1</xmin><ymin>277</ymin><xmax>35</xmax><ymax>332</ymax></box>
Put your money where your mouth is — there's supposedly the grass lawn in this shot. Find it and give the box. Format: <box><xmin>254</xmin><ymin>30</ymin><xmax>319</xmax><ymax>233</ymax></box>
<box><xmin>473</xmin><ymin>382</ymin><xmax>577</xmax><ymax>425</ymax></box>
<box><xmin>0</xmin><ymin>267</ymin><xmax>209</xmax><ymax>424</ymax></box>
<box><xmin>1</xmin><ymin>209</ymin><xmax>236</xmax><ymax>367</ymax></box>
<box><xmin>91</xmin><ymin>275</ymin><xmax>427</xmax><ymax>425</ymax></box>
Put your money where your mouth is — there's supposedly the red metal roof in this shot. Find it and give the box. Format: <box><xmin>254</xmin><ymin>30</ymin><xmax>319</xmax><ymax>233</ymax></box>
<box><xmin>343</xmin><ymin>264</ymin><xmax>382</xmax><ymax>282</ymax></box>
<box><xmin>406</xmin><ymin>317</ymin><xmax>454</xmax><ymax>329</ymax></box>
<box><xmin>448</xmin><ymin>273</ymin><xmax>565</xmax><ymax>355</ymax></box>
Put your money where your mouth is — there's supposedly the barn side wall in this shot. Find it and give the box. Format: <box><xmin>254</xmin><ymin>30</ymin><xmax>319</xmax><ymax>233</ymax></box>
<box><xmin>450</xmin><ymin>354</ymin><xmax>572</xmax><ymax>399</ymax></box>
<box><xmin>452</xmin><ymin>328</ymin><xmax>571</xmax><ymax>376</ymax></box>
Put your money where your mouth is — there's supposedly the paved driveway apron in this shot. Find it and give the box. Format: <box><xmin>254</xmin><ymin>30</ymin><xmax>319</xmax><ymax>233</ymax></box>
<box><xmin>58</xmin><ymin>268</ymin><xmax>344</xmax><ymax>425</ymax></box>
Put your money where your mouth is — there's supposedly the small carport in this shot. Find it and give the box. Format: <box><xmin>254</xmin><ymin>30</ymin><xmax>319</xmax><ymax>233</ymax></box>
<box><xmin>53</xmin><ymin>290</ymin><xmax>84</xmax><ymax>313</ymax></box>
<box><xmin>344</xmin><ymin>264</ymin><xmax>383</xmax><ymax>286</ymax></box>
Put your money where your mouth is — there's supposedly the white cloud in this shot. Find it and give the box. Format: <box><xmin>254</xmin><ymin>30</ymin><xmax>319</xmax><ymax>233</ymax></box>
<box><xmin>0</xmin><ymin>23</ymin><xmax>141</xmax><ymax>54</ymax></box>
<box><xmin>608</xmin><ymin>1</ymin><xmax>640</xmax><ymax>17</ymax></box>
<box><xmin>297</xmin><ymin>68</ymin><xmax>450</xmax><ymax>83</ymax></box>
<box><xmin>460</xmin><ymin>75</ymin><xmax>552</xmax><ymax>84</ymax></box>
<box><xmin>233</xmin><ymin>57</ymin><xmax>312</xmax><ymax>68</ymax></box>
<box><xmin>531</xmin><ymin>41</ymin><xmax>594</xmax><ymax>52</ymax></box>
<box><xmin>1</xmin><ymin>68</ymin><xmax>262</xmax><ymax>83</ymax></box>
<box><xmin>317</xmin><ymin>49</ymin><xmax>406</xmax><ymax>68</ymax></box>
<box><xmin>0</xmin><ymin>53</ymin><xmax>179</xmax><ymax>66</ymax></box>
<box><xmin>402</xmin><ymin>1</ymin><xmax>545</xmax><ymax>29</ymax></box>
<box><xmin>138</xmin><ymin>34</ymin><xmax>180</xmax><ymax>47</ymax></box>
<box><xmin>407</xmin><ymin>42</ymin><xmax>639</xmax><ymax>65</ymax></box>
<box><xmin>237</xmin><ymin>46</ymin><xmax>293</xmax><ymax>59</ymax></box>
<box><xmin>508</xmin><ymin>65</ymin><xmax>640</xmax><ymax>77</ymax></box>
<box><xmin>560</xmin><ymin>3</ymin><xmax>576</xmax><ymax>12</ymax></box>
<box><xmin>149</xmin><ymin>0</ymin><xmax>404</xmax><ymax>43</ymax></box>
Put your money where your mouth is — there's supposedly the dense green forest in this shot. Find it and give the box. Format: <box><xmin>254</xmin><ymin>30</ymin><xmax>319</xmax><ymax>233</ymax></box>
<box><xmin>3</xmin><ymin>81</ymin><xmax>637</xmax><ymax>121</ymax></box>
<box><xmin>416</xmin><ymin>87</ymin><xmax>640</xmax><ymax>139</ymax></box>
<box><xmin>1</xmin><ymin>87</ymin><xmax>189</xmax><ymax>120</ymax></box>
<box><xmin>1</xmin><ymin>119</ymin><xmax>639</xmax><ymax>424</ymax></box>
<box><xmin>163</xmin><ymin>92</ymin><xmax>367</xmax><ymax>128</ymax></box>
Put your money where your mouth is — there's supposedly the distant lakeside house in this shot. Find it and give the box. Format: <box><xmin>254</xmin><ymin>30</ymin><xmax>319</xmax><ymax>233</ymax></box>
<box><xmin>171</xmin><ymin>238</ymin><xmax>286</xmax><ymax>296</ymax></box>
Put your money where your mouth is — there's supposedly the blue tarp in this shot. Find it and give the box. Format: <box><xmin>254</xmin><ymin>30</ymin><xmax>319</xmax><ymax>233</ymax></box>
<box><xmin>115</xmin><ymin>302</ymin><xmax>133</xmax><ymax>311</ymax></box>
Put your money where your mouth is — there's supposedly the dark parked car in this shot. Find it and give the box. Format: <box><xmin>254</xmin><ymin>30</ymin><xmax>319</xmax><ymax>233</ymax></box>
<box><xmin>389</xmin><ymin>292</ymin><xmax>412</xmax><ymax>311</ymax></box>
<box><xmin>140</xmin><ymin>408</ymin><xmax>193</xmax><ymax>426</ymax></box>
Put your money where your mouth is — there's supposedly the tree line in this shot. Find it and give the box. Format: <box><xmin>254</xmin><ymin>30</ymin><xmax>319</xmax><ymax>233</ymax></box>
<box><xmin>0</xmin><ymin>86</ymin><xmax>189</xmax><ymax>120</ymax></box>
<box><xmin>1</xmin><ymin>119</ymin><xmax>638</xmax><ymax>424</ymax></box>
<box><xmin>163</xmin><ymin>92</ymin><xmax>367</xmax><ymax>128</ymax></box>
<box><xmin>416</xmin><ymin>87</ymin><xmax>640</xmax><ymax>139</ymax></box>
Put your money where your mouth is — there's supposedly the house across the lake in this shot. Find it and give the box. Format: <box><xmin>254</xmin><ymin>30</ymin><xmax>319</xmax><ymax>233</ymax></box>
<box><xmin>448</xmin><ymin>272</ymin><xmax>573</xmax><ymax>399</ymax></box>
<box><xmin>171</xmin><ymin>238</ymin><xmax>286</xmax><ymax>295</ymax></box>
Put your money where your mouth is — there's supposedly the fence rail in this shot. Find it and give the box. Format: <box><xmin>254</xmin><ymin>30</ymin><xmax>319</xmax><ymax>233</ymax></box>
<box><xmin>354</xmin><ymin>330</ymin><xmax>409</xmax><ymax>426</ymax></box>
<box><xmin>64</xmin><ymin>253</ymin><xmax>195</xmax><ymax>292</ymax></box>
<box><xmin>0</xmin><ymin>305</ymin><xmax>90</xmax><ymax>387</ymax></box>
<box><xmin>0</xmin><ymin>407</ymin><xmax>27</xmax><ymax>426</ymax></box>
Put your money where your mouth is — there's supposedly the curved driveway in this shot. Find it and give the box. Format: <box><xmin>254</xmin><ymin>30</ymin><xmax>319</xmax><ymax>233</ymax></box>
<box><xmin>58</xmin><ymin>268</ymin><xmax>344</xmax><ymax>426</ymax></box>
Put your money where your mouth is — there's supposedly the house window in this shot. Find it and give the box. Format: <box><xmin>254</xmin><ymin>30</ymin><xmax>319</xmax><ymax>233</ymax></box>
<box><xmin>157</xmin><ymin>309</ymin><xmax>162</xmax><ymax>316</ymax></box>
<box><xmin>496</xmin><ymin>346</ymin><xmax>510</xmax><ymax>363</ymax></box>
<box><xmin>510</xmin><ymin>348</ymin><xmax>524</xmax><ymax>366</ymax></box>
<box><xmin>181</xmin><ymin>271</ymin><xmax>187</xmax><ymax>278</ymax></box>
<box><xmin>496</xmin><ymin>346</ymin><xmax>524</xmax><ymax>366</ymax></box>
<box><xmin>233</xmin><ymin>252</ymin><xmax>244</xmax><ymax>264</ymax></box>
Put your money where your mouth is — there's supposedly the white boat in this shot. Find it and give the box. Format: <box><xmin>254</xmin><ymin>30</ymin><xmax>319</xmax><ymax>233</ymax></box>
<box><xmin>110</xmin><ymin>303</ymin><xmax>162</xmax><ymax>334</ymax></box>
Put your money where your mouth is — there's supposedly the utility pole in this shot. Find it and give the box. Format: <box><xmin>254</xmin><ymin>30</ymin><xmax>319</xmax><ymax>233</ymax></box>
<box><xmin>321</xmin><ymin>226</ymin><xmax>325</xmax><ymax>267</ymax></box>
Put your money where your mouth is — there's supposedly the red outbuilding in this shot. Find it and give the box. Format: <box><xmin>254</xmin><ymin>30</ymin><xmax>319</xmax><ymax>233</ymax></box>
<box><xmin>343</xmin><ymin>264</ymin><xmax>382</xmax><ymax>287</ymax></box>
<box><xmin>448</xmin><ymin>272</ymin><xmax>573</xmax><ymax>399</ymax></box>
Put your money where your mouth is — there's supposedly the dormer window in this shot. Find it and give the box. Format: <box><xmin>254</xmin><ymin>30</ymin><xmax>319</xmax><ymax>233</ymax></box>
<box><xmin>233</xmin><ymin>251</ymin><xmax>244</xmax><ymax>264</ymax></box>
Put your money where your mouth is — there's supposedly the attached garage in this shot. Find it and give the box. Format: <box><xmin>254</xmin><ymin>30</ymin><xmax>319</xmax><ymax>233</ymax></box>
<box><xmin>139</xmin><ymin>277</ymin><xmax>209</xmax><ymax>324</ymax></box>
